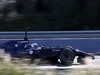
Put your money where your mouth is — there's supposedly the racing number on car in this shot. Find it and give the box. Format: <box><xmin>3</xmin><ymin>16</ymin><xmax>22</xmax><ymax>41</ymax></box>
<box><xmin>29</xmin><ymin>50</ymin><xmax>33</xmax><ymax>55</ymax></box>
<box><xmin>15</xmin><ymin>44</ymin><xmax>18</xmax><ymax>47</ymax></box>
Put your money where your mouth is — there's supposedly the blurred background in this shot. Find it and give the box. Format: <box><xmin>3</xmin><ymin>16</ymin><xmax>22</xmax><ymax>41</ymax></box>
<box><xmin>0</xmin><ymin>0</ymin><xmax>100</xmax><ymax>31</ymax></box>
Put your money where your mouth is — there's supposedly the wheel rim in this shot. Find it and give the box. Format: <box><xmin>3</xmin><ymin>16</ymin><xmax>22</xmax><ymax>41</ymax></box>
<box><xmin>60</xmin><ymin>49</ymin><xmax>75</xmax><ymax>65</ymax></box>
<box><xmin>62</xmin><ymin>51</ymin><xmax>72</xmax><ymax>62</ymax></box>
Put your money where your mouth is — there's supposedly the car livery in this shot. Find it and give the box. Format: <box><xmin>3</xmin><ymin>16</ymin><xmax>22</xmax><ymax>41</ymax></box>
<box><xmin>0</xmin><ymin>27</ymin><xmax>95</xmax><ymax>65</ymax></box>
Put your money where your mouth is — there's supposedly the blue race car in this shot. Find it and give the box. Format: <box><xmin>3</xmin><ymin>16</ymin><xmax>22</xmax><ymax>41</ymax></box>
<box><xmin>0</xmin><ymin>27</ymin><xmax>95</xmax><ymax>65</ymax></box>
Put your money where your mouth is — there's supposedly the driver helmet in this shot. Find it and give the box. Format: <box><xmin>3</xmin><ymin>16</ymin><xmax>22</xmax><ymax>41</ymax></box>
<box><xmin>31</xmin><ymin>43</ymin><xmax>38</xmax><ymax>49</ymax></box>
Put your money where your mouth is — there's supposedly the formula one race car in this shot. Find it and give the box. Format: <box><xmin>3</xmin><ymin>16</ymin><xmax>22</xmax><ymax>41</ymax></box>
<box><xmin>27</xmin><ymin>44</ymin><xmax>95</xmax><ymax>65</ymax></box>
<box><xmin>0</xmin><ymin>27</ymin><xmax>95</xmax><ymax>65</ymax></box>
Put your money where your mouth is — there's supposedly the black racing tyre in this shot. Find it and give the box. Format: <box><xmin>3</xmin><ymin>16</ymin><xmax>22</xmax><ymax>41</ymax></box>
<box><xmin>60</xmin><ymin>49</ymin><xmax>75</xmax><ymax>66</ymax></box>
<box><xmin>30</xmin><ymin>56</ymin><xmax>34</xmax><ymax>64</ymax></box>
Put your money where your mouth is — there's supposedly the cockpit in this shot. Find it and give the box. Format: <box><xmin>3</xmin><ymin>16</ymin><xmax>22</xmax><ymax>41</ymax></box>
<box><xmin>31</xmin><ymin>43</ymin><xmax>38</xmax><ymax>50</ymax></box>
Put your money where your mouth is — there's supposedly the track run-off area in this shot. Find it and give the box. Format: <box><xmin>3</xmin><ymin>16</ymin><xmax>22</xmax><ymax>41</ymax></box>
<box><xmin>13</xmin><ymin>56</ymin><xmax>100</xmax><ymax>69</ymax></box>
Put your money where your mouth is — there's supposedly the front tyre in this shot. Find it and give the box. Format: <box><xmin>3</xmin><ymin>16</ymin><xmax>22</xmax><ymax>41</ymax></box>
<box><xmin>60</xmin><ymin>49</ymin><xmax>75</xmax><ymax>66</ymax></box>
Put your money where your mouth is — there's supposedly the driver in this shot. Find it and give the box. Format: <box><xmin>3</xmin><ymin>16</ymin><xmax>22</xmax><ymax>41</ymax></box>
<box><xmin>31</xmin><ymin>43</ymin><xmax>38</xmax><ymax>50</ymax></box>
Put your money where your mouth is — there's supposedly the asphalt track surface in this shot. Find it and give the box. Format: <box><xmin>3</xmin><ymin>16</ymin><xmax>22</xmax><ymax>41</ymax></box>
<box><xmin>18</xmin><ymin>56</ymin><xmax>100</xmax><ymax>69</ymax></box>
<box><xmin>37</xmin><ymin>56</ymin><xmax>100</xmax><ymax>69</ymax></box>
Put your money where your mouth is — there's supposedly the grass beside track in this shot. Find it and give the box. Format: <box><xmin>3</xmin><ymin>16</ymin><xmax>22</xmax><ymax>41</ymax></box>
<box><xmin>0</xmin><ymin>58</ymin><xmax>99</xmax><ymax>75</ymax></box>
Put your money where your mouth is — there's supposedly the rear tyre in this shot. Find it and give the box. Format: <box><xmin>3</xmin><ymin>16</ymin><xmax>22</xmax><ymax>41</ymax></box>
<box><xmin>60</xmin><ymin>49</ymin><xmax>75</xmax><ymax>66</ymax></box>
<box><xmin>30</xmin><ymin>56</ymin><xmax>34</xmax><ymax>64</ymax></box>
